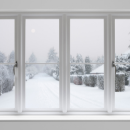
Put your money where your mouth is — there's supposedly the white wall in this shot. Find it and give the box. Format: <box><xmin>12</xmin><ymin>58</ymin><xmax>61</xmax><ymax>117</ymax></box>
<box><xmin>0</xmin><ymin>0</ymin><xmax>130</xmax><ymax>10</ymax></box>
<box><xmin>0</xmin><ymin>0</ymin><xmax>130</xmax><ymax>130</ymax></box>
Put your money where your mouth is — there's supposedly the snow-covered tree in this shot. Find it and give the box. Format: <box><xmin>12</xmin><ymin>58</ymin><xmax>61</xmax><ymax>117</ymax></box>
<box><xmin>45</xmin><ymin>48</ymin><xmax>58</xmax><ymax>75</ymax></box>
<box><xmin>46</xmin><ymin>47</ymin><xmax>58</xmax><ymax>63</ymax></box>
<box><xmin>95</xmin><ymin>56</ymin><xmax>104</xmax><ymax>68</ymax></box>
<box><xmin>8</xmin><ymin>51</ymin><xmax>15</xmax><ymax>63</ymax></box>
<box><xmin>85</xmin><ymin>56</ymin><xmax>92</xmax><ymax>74</ymax></box>
<box><xmin>0</xmin><ymin>51</ymin><xmax>6</xmax><ymax>63</ymax></box>
<box><xmin>115</xmin><ymin>54</ymin><xmax>130</xmax><ymax>85</ymax></box>
<box><xmin>25</xmin><ymin>53</ymin><xmax>38</xmax><ymax>80</ymax></box>
<box><xmin>70</xmin><ymin>55</ymin><xmax>76</xmax><ymax>75</ymax></box>
<box><xmin>28</xmin><ymin>53</ymin><xmax>37</xmax><ymax>63</ymax></box>
<box><xmin>76</xmin><ymin>54</ymin><xmax>83</xmax><ymax>63</ymax></box>
<box><xmin>75</xmin><ymin>54</ymin><xmax>84</xmax><ymax>75</ymax></box>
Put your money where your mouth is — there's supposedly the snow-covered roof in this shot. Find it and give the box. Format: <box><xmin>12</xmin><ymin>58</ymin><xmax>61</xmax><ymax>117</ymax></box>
<box><xmin>90</xmin><ymin>65</ymin><xmax>104</xmax><ymax>74</ymax></box>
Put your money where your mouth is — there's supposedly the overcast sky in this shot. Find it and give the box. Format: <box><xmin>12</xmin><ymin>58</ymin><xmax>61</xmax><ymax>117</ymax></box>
<box><xmin>1</xmin><ymin>19</ymin><xmax>130</xmax><ymax>63</ymax></box>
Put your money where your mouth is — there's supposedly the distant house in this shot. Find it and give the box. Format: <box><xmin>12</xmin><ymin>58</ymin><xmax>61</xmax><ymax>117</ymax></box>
<box><xmin>90</xmin><ymin>65</ymin><xmax>104</xmax><ymax>74</ymax></box>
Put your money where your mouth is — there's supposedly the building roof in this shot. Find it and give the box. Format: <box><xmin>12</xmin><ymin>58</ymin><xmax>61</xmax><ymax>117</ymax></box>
<box><xmin>90</xmin><ymin>64</ymin><xmax>104</xmax><ymax>74</ymax></box>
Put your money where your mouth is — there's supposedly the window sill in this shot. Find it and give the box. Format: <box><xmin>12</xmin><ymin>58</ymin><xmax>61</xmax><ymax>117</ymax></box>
<box><xmin>0</xmin><ymin>115</ymin><xmax>130</xmax><ymax>121</ymax></box>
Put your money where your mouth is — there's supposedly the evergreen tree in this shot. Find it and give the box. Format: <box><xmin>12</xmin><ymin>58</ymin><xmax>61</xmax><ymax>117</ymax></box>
<box><xmin>45</xmin><ymin>48</ymin><xmax>58</xmax><ymax>75</ymax></box>
<box><xmin>8</xmin><ymin>51</ymin><xmax>15</xmax><ymax>63</ymax></box>
<box><xmin>70</xmin><ymin>55</ymin><xmax>76</xmax><ymax>75</ymax></box>
<box><xmin>47</xmin><ymin>47</ymin><xmax>58</xmax><ymax>63</ymax></box>
<box><xmin>75</xmin><ymin>54</ymin><xmax>84</xmax><ymax>75</ymax></box>
<box><xmin>29</xmin><ymin>53</ymin><xmax>37</xmax><ymax>63</ymax></box>
<box><xmin>0</xmin><ymin>51</ymin><xmax>6</xmax><ymax>63</ymax></box>
<box><xmin>85</xmin><ymin>56</ymin><xmax>92</xmax><ymax>74</ymax></box>
<box><xmin>95</xmin><ymin>56</ymin><xmax>104</xmax><ymax>68</ymax></box>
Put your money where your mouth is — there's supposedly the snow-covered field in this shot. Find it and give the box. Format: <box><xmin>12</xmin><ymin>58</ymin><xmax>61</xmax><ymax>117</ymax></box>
<box><xmin>0</xmin><ymin>73</ymin><xmax>130</xmax><ymax>109</ymax></box>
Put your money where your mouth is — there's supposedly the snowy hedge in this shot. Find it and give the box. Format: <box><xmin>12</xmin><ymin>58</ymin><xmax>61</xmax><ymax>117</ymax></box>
<box><xmin>83</xmin><ymin>75</ymin><xmax>97</xmax><ymax>87</ymax></box>
<box><xmin>115</xmin><ymin>73</ymin><xmax>125</xmax><ymax>92</ymax></box>
<box><xmin>97</xmin><ymin>73</ymin><xmax>125</xmax><ymax>92</ymax></box>
<box><xmin>53</xmin><ymin>73</ymin><xmax>59</xmax><ymax>81</ymax></box>
<box><xmin>97</xmin><ymin>75</ymin><xmax>104</xmax><ymax>90</ymax></box>
<box><xmin>70</xmin><ymin>75</ymin><xmax>83</xmax><ymax>85</ymax></box>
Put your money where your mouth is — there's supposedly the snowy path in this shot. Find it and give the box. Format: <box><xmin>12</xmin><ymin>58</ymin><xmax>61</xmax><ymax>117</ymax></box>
<box><xmin>0</xmin><ymin>73</ymin><xmax>130</xmax><ymax>109</ymax></box>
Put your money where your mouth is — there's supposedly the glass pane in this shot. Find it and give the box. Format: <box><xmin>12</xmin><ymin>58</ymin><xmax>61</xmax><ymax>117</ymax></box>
<box><xmin>0</xmin><ymin>19</ymin><xmax>15</xmax><ymax>63</ymax></box>
<box><xmin>70</xmin><ymin>64</ymin><xmax>104</xmax><ymax>108</ymax></box>
<box><xmin>115</xmin><ymin>65</ymin><xmax>130</xmax><ymax>109</ymax></box>
<box><xmin>70</xmin><ymin>19</ymin><xmax>104</xmax><ymax>63</ymax></box>
<box><xmin>25</xmin><ymin>64</ymin><xmax>59</xmax><ymax>108</ymax></box>
<box><xmin>0</xmin><ymin>65</ymin><xmax>15</xmax><ymax>108</ymax></box>
<box><xmin>26</xmin><ymin>19</ymin><xmax>59</xmax><ymax>63</ymax></box>
<box><xmin>115</xmin><ymin>19</ymin><xmax>130</xmax><ymax>109</ymax></box>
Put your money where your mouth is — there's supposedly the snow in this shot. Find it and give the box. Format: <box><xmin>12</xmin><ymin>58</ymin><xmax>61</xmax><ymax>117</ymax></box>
<box><xmin>0</xmin><ymin>72</ymin><xmax>130</xmax><ymax>109</ymax></box>
<box><xmin>90</xmin><ymin>65</ymin><xmax>104</xmax><ymax>74</ymax></box>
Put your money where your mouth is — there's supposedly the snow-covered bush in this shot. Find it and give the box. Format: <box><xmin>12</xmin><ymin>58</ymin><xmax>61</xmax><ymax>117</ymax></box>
<box><xmin>26</xmin><ymin>65</ymin><xmax>38</xmax><ymax>80</ymax></box>
<box><xmin>84</xmin><ymin>75</ymin><xmax>97</xmax><ymax>87</ymax></box>
<box><xmin>73</xmin><ymin>76</ymin><xmax>82</xmax><ymax>85</ymax></box>
<box><xmin>84</xmin><ymin>56</ymin><xmax>92</xmax><ymax>74</ymax></box>
<box><xmin>97</xmin><ymin>74</ymin><xmax>104</xmax><ymax>90</ymax></box>
<box><xmin>53</xmin><ymin>72</ymin><xmax>59</xmax><ymax>81</ymax></box>
<box><xmin>0</xmin><ymin>51</ymin><xmax>6</xmax><ymax>63</ymax></box>
<box><xmin>0</xmin><ymin>65</ymin><xmax>14</xmax><ymax>95</ymax></box>
<box><xmin>115</xmin><ymin>73</ymin><xmax>125</xmax><ymax>92</ymax></box>
<box><xmin>97</xmin><ymin>73</ymin><xmax>125</xmax><ymax>91</ymax></box>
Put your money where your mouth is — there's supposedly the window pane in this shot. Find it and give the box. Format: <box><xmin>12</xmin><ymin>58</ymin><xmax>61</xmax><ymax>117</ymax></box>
<box><xmin>70</xmin><ymin>19</ymin><xmax>104</xmax><ymax>109</ymax></box>
<box><xmin>115</xmin><ymin>67</ymin><xmax>130</xmax><ymax>109</ymax></box>
<box><xmin>70</xmin><ymin>19</ymin><xmax>104</xmax><ymax>63</ymax></box>
<box><xmin>0</xmin><ymin>65</ymin><xmax>15</xmax><ymax>108</ymax></box>
<box><xmin>26</xmin><ymin>19</ymin><xmax>59</xmax><ymax>63</ymax></box>
<box><xmin>25</xmin><ymin>64</ymin><xmax>59</xmax><ymax>108</ymax></box>
<box><xmin>115</xmin><ymin>19</ymin><xmax>130</xmax><ymax>109</ymax></box>
<box><xmin>0</xmin><ymin>19</ymin><xmax>15</xmax><ymax>63</ymax></box>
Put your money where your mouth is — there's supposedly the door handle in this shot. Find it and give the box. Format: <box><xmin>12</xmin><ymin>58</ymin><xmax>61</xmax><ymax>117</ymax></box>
<box><xmin>13</xmin><ymin>61</ymin><xmax>18</xmax><ymax>75</ymax></box>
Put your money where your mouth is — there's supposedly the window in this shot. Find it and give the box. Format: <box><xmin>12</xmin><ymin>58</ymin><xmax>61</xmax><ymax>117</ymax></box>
<box><xmin>0</xmin><ymin>13</ymin><xmax>130</xmax><ymax>115</ymax></box>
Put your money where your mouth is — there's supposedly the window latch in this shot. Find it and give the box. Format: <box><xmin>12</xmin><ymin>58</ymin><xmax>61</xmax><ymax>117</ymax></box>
<box><xmin>112</xmin><ymin>61</ymin><xmax>115</xmax><ymax>67</ymax></box>
<box><xmin>13</xmin><ymin>61</ymin><xmax>18</xmax><ymax>74</ymax></box>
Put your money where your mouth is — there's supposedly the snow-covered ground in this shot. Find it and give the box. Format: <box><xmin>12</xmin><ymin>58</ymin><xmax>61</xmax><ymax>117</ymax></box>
<box><xmin>0</xmin><ymin>73</ymin><xmax>130</xmax><ymax>109</ymax></box>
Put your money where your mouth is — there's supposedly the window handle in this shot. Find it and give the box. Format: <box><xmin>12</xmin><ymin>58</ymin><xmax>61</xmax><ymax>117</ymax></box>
<box><xmin>13</xmin><ymin>61</ymin><xmax>18</xmax><ymax>75</ymax></box>
<box><xmin>112</xmin><ymin>61</ymin><xmax>115</xmax><ymax>67</ymax></box>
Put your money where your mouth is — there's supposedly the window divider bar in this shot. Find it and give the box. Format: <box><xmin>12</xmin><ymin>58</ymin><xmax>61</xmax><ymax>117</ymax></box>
<box><xmin>70</xmin><ymin>63</ymin><xmax>104</xmax><ymax>65</ymax></box>
<box><xmin>61</xmin><ymin>14</ymin><xmax>67</xmax><ymax>113</ymax></box>
<box><xmin>25</xmin><ymin>63</ymin><xmax>59</xmax><ymax>64</ymax></box>
<box><xmin>17</xmin><ymin>14</ymin><xmax>22</xmax><ymax>113</ymax></box>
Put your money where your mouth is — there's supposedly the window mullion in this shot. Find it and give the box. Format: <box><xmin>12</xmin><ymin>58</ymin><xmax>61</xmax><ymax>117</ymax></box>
<box><xmin>61</xmin><ymin>14</ymin><xmax>67</xmax><ymax>113</ymax></box>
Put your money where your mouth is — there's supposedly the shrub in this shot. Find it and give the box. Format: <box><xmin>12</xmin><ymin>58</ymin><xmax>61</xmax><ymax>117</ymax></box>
<box><xmin>84</xmin><ymin>74</ymin><xmax>97</xmax><ymax>87</ymax></box>
<box><xmin>0</xmin><ymin>65</ymin><xmax>14</xmax><ymax>95</ymax></box>
<box><xmin>115</xmin><ymin>73</ymin><xmax>125</xmax><ymax>92</ymax></box>
<box><xmin>97</xmin><ymin>75</ymin><xmax>104</xmax><ymax>90</ymax></box>
<box><xmin>97</xmin><ymin>73</ymin><xmax>125</xmax><ymax>92</ymax></box>
<box><xmin>73</xmin><ymin>76</ymin><xmax>82</xmax><ymax>85</ymax></box>
<box><xmin>53</xmin><ymin>73</ymin><xmax>59</xmax><ymax>81</ymax></box>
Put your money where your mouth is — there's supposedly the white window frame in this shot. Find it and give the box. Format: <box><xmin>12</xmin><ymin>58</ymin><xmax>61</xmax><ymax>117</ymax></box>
<box><xmin>0</xmin><ymin>12</ymin><xmax>130</xmax><ymax>115</ymax></box>
<box><xmin>111</xmin><ymin>14</ymin><xmax>130</xmax><ymax>113</ymax></box>
<box><xmin>0</xmin><ymin>14</ymin><xmax>20</xmax><ymax>113</ymax></box>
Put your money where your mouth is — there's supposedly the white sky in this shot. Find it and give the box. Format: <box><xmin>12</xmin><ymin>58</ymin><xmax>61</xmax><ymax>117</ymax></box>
<box><xmin>0</xmin><ymin>20</ymin><xmax>14</xmax><ymax>58</ymax></box>
<box><xmin>70</xmin><ymin>19</ymin><xmax>104</xmax><ymax>62</ymax></box>
<box><xmin>1</xmin><ymin>19</ymin><xmax>130</xmax><ymax>63</ymax></box>
<box><xmin>115</xmin><ymin>19</ymin><xmax>130</xmax><ymax>56</ymax></box>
